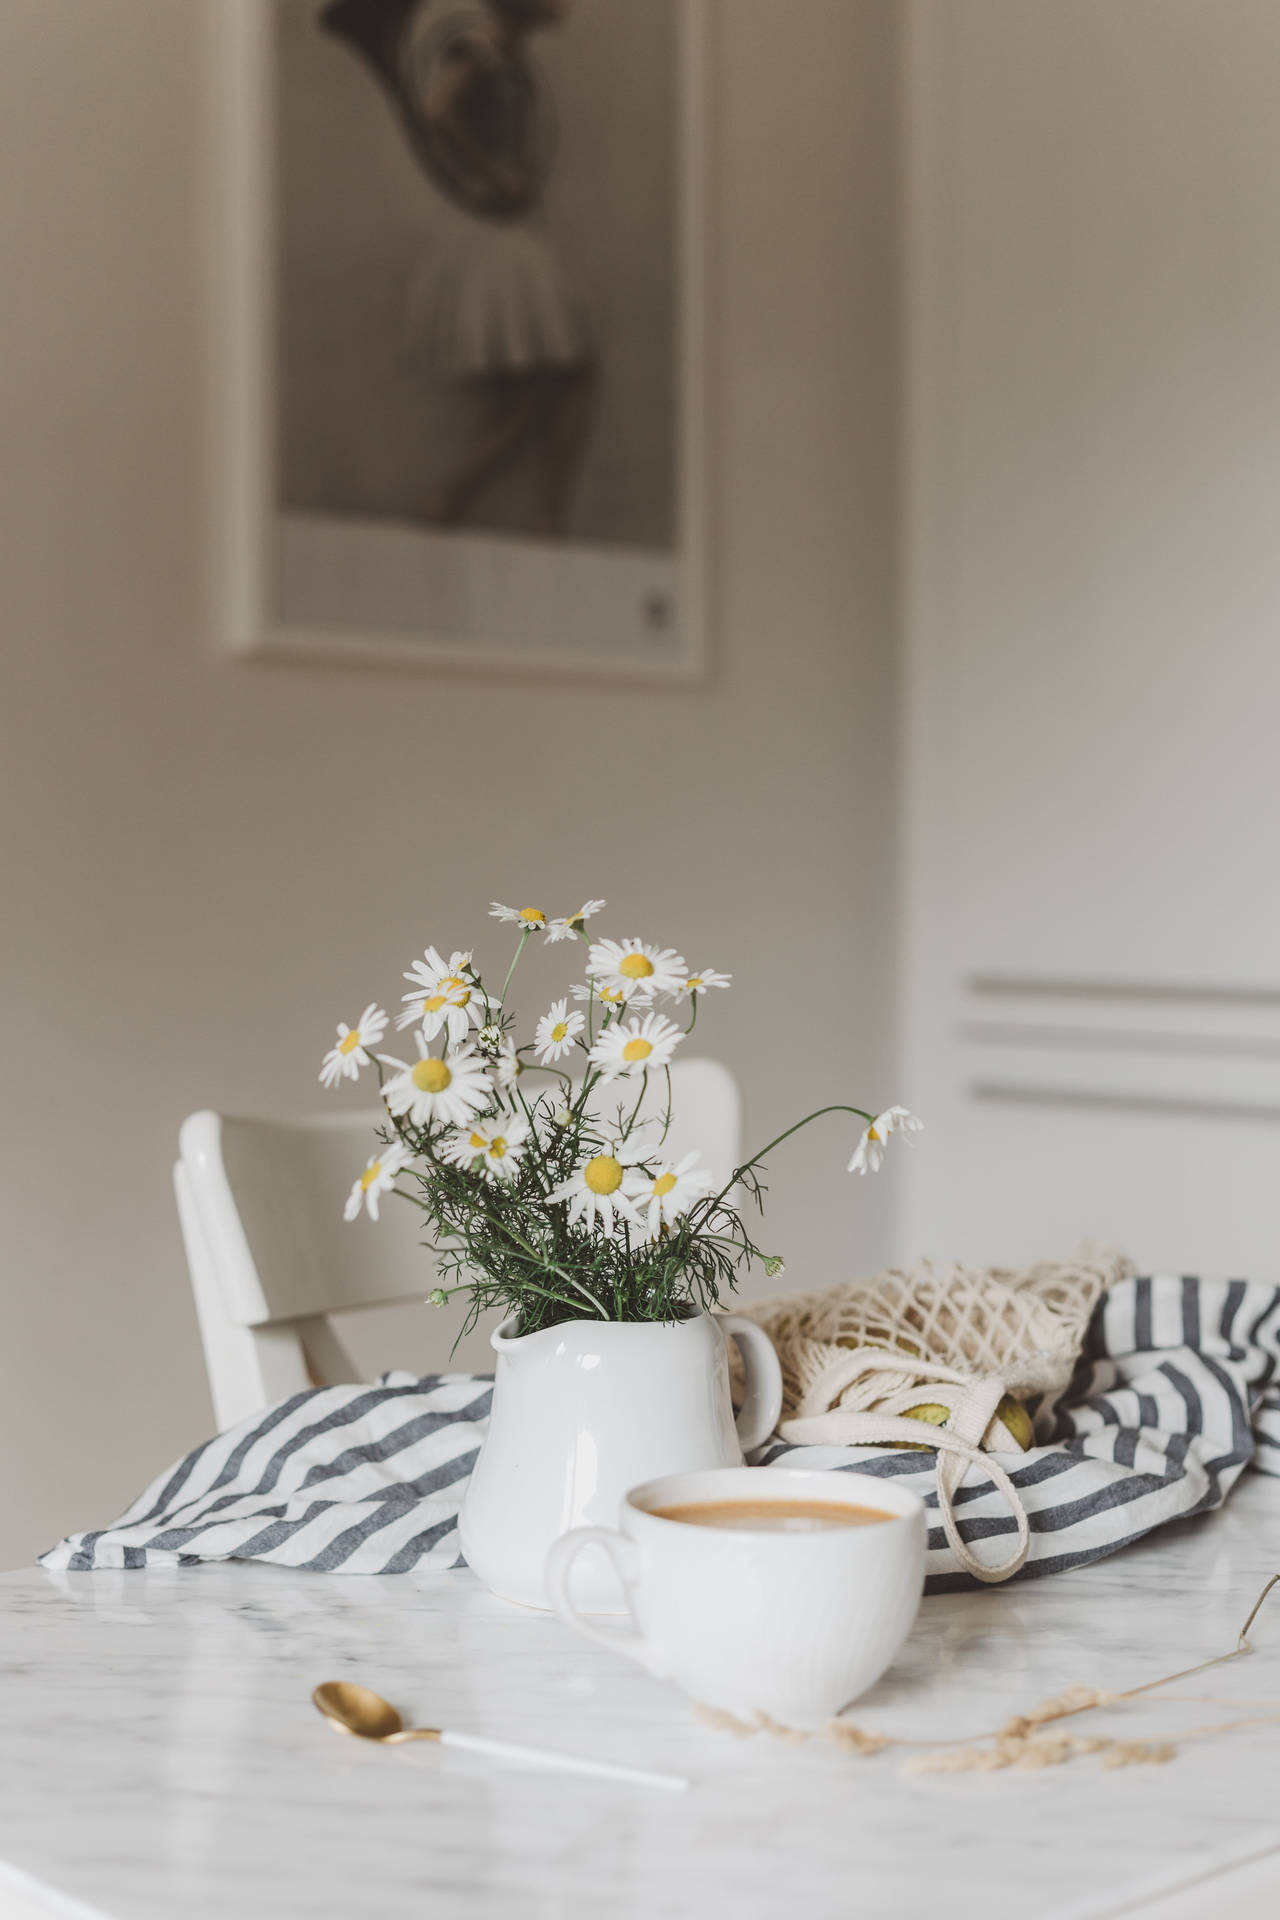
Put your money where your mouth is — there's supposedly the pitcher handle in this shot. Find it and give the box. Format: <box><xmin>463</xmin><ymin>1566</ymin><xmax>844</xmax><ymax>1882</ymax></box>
<box><xmin>717</xmin><ymin>1313</ymin><xmax>783</xmax><ymax>1454</ymax></box>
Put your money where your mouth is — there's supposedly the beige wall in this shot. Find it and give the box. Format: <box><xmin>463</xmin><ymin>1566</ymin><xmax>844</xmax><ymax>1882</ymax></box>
<box><xmin>0</xmin><ymin>1</ymin><xmax>901</xmax><ymax>1568</ymax></box>
<box><xmin>902</xmin><ymin>0</ymin><xmax>1280</xmax><ymax>1271</ymax></box>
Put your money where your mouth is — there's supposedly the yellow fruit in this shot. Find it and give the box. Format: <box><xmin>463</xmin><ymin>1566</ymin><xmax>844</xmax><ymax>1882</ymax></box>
<box><xmin>902</xmin><ymin>1402</ymin><xmax>950</xmax><ymax>1425</ymax></box>
<box><xmin>888</xmin><ymin>1395</ymin><xmax>1033</xmax><ymax>1453</ymax></box>
<box><xmin>835</xmin><ymin>1335</ymin><xmax>922</xmax><ymax>1358</ymax></box>
<box><xmin>898</xmin><ymin>1402</ymin><xmax>950</xmax><ymax>1451</ymax></box>
<box><xmin>994</xmin><ymin>1395</ymin><xmax>1034</xmax><ymax>1451</ymax></box>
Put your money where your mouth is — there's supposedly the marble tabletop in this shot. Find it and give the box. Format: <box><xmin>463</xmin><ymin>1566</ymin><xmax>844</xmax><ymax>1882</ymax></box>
<box><xmin>2</xmin><ymin>1474</ymin><xmax>1279</xmax><ymax>1920</ymax></box>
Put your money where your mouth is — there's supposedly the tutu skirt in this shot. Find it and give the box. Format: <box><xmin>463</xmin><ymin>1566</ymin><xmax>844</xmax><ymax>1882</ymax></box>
<box><xmin>406</xmin><ymin>199</ymin><xmax>593</xmax><ymax>378</ymax></box>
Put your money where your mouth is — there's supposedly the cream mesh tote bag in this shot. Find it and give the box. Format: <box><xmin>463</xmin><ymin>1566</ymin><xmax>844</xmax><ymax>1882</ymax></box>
<box><xmin>742</xmin><ymin>1248</ymin><xmax>1132</xmax><ymax>1583</ymax></box>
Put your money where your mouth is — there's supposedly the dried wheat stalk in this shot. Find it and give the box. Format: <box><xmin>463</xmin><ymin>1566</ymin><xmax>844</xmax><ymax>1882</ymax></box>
<box><xmin>693</xmin><ymin>1573</ymin><xmax>1278</xmax><ymax>1777</ymax></box>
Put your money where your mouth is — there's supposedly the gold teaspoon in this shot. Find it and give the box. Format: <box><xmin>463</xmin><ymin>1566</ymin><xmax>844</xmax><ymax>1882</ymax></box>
<box><xmin>312</xmin><ymin>1681</ymin><xmax>690</xmax><ymax>1791</ymax></box>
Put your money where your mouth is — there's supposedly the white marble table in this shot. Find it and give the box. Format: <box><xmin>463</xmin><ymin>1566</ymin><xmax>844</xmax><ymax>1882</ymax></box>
<box><xmin>2</xmin><ymin>1475</ymin><xmax>1279</xmax><ymax>1920</ymax></box>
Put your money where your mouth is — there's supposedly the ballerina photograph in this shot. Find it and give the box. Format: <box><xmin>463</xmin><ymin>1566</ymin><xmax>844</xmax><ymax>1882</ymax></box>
<box><xmin>241</xmin><ymin>0</ymin><xmax>702</xmax><ymax>676</ymax></box>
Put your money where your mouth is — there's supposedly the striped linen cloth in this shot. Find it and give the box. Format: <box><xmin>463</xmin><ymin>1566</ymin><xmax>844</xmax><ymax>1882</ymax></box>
<box><xmin>42</xmin><ymin>1275</ymin><xmax>1280</xmax><ymax>1592</ymax></box>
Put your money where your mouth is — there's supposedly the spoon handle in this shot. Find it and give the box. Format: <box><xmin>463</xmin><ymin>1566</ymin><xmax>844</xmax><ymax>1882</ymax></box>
<box><xmin>439</xmin><ymin>1728</ymin><xmax>690</xmax><ymax>1792</ymax></box>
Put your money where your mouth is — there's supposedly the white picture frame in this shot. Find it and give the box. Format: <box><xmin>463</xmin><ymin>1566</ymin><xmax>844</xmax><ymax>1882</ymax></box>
<box><xmin>208</xmin><ymin>0</ymin><xmax>710</xmax><ymax>683</ymax></box>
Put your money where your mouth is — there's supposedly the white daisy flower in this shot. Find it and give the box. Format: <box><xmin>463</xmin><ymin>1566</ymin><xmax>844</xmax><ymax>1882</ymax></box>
<box><xmin>847</xmin><ymin>1106</ymin><xmax>924</xmax><ymax>1175</ymax></box>
<box><xmin>587</xmin><ymin>1009</ymin><xmax>684</xmax><ymax>1083</ymax></box>
<box><xmin>679</xmin><ymin>967</ymin><xmax>732</xmax><ymax>998</ymax></box>
<box><xmin>624</xmin><ymin>1151</ymin><xmax>715</xmax><ymax>1240</ymax></box>
<box><xmin>397</xmin><ymin>948</ymin><xmax>477</xmax><ymax>1045</ymax></box>
<box><xmin>587</xmin><ymin>937</ymin><xmax>687</xmax><ymax>1001</ymax></box>
<box><xmin>534</xmin><ymin>998</ymin><xmax>585</xmax><ymax>1064</ymax></box>
<box><xmin>550</xmin><ymin>1141</ymin><xmax>651</xmax><ymax>1238</ymax></box>
<box><xmin>490</xmin><ymin>902</ymin><xmax>549</xmax><ymax>932</ymax></box>
<box><xmin>381</xmin><ymin>1037</ymin><xmax>491</xmax><ymax>1131</ymax></box>
<box><xmin>319</xmin><ymin>1004</ymin><xmax>388</xmax><ymax>1088</ymax></box>
<box><xmin>545</xmin><ymin>899</ymin><xmax>607</xmax><ymax>944</ymax></box>
<box><xmin>570</xmin><ymin>979</ymin><xmax>630</xmax><ymax>1012</ymax></box>
<box><xmin>343</xmin><ymin>1142</ymin><xmax>413</xmax><ymax>1222</ymax></box>
<box><xmin>490</xmin><ymin>1036</ymin><xmax>521</xmax><ymax>1090</ymax></box>
<box><xmin>443</xmin><ymin>1114</ymin><xmax>530</xmax><ymax>1182</ymax></box>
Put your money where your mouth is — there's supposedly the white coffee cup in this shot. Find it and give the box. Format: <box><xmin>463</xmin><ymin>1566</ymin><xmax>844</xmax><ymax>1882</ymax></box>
<box><xmin>545</xmin><ymin>1466</ymin><xmax>926</xmax><ymax>1729</ymax></box>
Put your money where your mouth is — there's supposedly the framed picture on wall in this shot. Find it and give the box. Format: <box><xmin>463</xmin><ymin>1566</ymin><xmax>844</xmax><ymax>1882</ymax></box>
<box><xmin>212</xmin><ymin>0</ymin><xmax>709</xmax><ymax>681</ymax></box>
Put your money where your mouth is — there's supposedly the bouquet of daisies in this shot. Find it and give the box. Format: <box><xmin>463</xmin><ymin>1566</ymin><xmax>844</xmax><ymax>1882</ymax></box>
<box><xmin>319</xmin><ymin>898</ymin><xmax>920</xmax><ymax>1338</ymax></box>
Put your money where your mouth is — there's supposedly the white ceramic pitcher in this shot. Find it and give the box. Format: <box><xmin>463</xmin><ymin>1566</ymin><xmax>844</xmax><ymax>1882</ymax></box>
<box><xmin>458</xmin><ymin>1311</ymin><xmax>783</xmax><ymax>1611</ymax></box>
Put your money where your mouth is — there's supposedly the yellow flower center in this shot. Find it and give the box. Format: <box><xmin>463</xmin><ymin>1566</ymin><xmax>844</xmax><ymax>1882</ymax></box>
<box><xmin>600</xmin><ymin>987</ymin><xmax>624</xmax><ymax>1003</ymax></box>
<box><xmin>411</xmin><ymin>1058</ymin><xmax>452</xmax><ymax>1093</ymax></box>
<box><xmin>468</xmin><ymin>1130</ymin><xmax>488</xmax><ymax>1149</ymax></box>
<box><xmin>338</xmin><ymin>1030</ymin><xmax>362</xmax><ymax>1055</ymax></box>
<box><xmin>622</xmin><ymin>1037</ymin><xmax>653</xmax><ymax>1063</ymax></box>
<box><xmin>567</xmin><ymin>911</ymin><xmax>585</xmax><ymax>928</ymax></box>
<box><xmin>551</xmin><ymin>1021</ymin><xmax>568</xmax><ymax>1042</ymax></box>
<box><xmin>652</xmin><ymin>1171</ymin><xmax>678</xmax><ymax>1198</ymax></box>
<box><xmin>360</xmin><ymin>1160</ymin><xmax>382</xmax><ymax>1190</ymax></box>
<box><xmin>685</xmin><ymin>978</ymin><xmax>703</xmax><ymax>993</ymax></box>
<box><xmin>488</xmin><ymin>1136</ymin><xmax>508</xmax><ymax>1160</ymax></box>
<box><xmin>584</xmin><ymin>1154</ymin><xmax>623</xmax><ymax>1195</ymax></box>
<box><xmin>619</xmin><ymin>953</ymin><xmax>654</xmax><ymax>979</ymax></box>
<box><xmin>519</xmin><ymin>907</ymin><xmax>546</xmax><ymax>925</ymax></box>
<box><xmin>424</xmin><ymin>979</ymin><xmax>469</xmax><ymax>1013</ymax></box>
<box><xmin>866</xmin><ymin>1125</ymin><xmax>881</xmax><ymax>1143</ymax></box>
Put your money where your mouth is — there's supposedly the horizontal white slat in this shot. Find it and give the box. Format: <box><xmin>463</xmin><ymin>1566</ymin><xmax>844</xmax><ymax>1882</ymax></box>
<box><xmin>959</xmin><ymin>976</ymin><xmax>1280</xmax><ymax>1116</ymax></box>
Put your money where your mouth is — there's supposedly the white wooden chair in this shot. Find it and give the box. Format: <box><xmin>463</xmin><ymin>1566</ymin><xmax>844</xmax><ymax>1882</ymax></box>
<box><xmin>175</xmin><ymin>1057</ymin><xmax>743</xmax><ymax>1432</ymax></box>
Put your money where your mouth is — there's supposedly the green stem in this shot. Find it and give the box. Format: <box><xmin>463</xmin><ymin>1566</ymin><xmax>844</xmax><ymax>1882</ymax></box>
<box><xmin>499</xmin><ymin>927</ymin><xmax>533</xmax><ymax>1007</ymax></box>
<box><xmin>688</xmin><ymin>1103</ymin><xmax>876</xmax><ymax>1226</ymax></box>
<box><xmin>702</xmin><ymin>1230</ymin><xmax>761</xmax><ymax>1258</ymax></box>
<box><xmin>573</xmin><ymin>1063</ymin><xmax>606</xmax><ymax>1122</ymax></box>
<box><xmin>478</xmin><ymin>1219</ymin><xmax>610</xmax><ymax>1319</ymax></box>
<box><xmin>547</xmin><ymin>1266</ymin><xmax>610</xmax><ymax>1318</ymax></box>
<box><xmin>400</xmin><ymin>1169</ymin><xmax>542</xmax><ymax>1265</ymax></box>
<box><xmin>508</xmin><ymin>1275</ymin><xmax>604</xmax><ymax>1320</ymax></box>
<box><xmin>513</xmin><ymin>1085</ymin><xmax>555</xmax><ymax>1197</ymax></box>
<box><xmin>659</xmin><ymin>1064</ymin><xmax>674</xmax><ymax>1146</ymax></box>
<box><xmin>519</xmin><ymin>1063</ymin><xmax>574</xmax><ymax>1086</ymax></box>
<box><xmin>620</xmin><ymin>1068</ymin><xmax>649</xmax><ymax>1141</ymax></box>
<box><xmin>398</xmin><ymin>1182</ymin><xmax>608</xmax><ymax>1320</ymax></box>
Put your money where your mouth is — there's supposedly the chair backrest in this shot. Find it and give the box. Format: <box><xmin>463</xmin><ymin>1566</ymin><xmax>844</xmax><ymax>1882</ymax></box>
<box><xmin>176</xmin><ymin>1056</ymin><xmax>742</xmax><ymax>1431</ymax></box>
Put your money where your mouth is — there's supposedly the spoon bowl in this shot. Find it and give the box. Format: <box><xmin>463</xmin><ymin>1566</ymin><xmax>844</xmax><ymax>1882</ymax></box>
<box><xmin>313</xmin><ymin>1680</ymin><xmax>439</xmax><ymax>1743</ymax></box>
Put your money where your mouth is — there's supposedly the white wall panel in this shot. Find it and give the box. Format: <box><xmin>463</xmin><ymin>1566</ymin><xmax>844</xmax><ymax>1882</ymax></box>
<box><xmin>903</xmin><ymin>0</ymin><xmax>1280</xmax><ymax>1278</ymax></box>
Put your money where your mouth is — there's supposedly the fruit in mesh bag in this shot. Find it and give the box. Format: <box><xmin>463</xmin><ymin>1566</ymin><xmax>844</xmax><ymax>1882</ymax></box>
<box><xmin>899</xmin><ymin>1395</ymin><xmax>1034</xmax><ymax>1453</ymax></box>
<box><xmin>816</xmin><ymin>1318</ymin><xmax>1037</xmax><ymax>1454</ymax></box>
<box><xmin>898</xmin><ymin>1401</ymin><xmax>950</xmax><ymax>1452</ymax></box>
<box><xmin>836</xmin><ymin>1333</ymin><xmax>921</xmax><ymax>1357</ymax></box>
<box><xmin>994</xmin><ymin>1396</ymin><xmax>1034</xmax><ymax>1450</ymax></box>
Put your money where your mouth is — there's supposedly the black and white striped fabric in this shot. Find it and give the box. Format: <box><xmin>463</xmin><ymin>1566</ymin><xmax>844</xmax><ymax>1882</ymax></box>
<box><xmin>42</xmin><ymin>1276</ymin><xmax>1280</xmax><ymax>1592</ymax></box>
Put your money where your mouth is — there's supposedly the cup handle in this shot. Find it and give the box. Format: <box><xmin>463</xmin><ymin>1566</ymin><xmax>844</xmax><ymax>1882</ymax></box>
<box><xmin>718</xmin><ymin>1313</ymin><xmax>784</xmax><ymax>1453</ymax></box>
<box><xmin>545</xmin><ymin>1527</ymin><xmax>666</xmax><ymax>1675</ymax></box>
